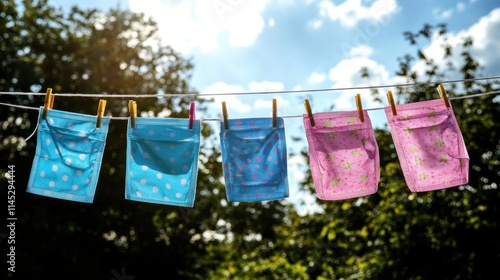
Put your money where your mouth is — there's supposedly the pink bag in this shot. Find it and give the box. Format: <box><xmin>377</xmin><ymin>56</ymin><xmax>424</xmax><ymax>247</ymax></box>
<box><xmin>304</xmin><ymin>111</ymin><xmax>380</xmax><ymax>200</ymax></box>
<box><xmin>385</xmin><ymin>99</ymin><xmax>469</xmax><ymax>192</ymax></box>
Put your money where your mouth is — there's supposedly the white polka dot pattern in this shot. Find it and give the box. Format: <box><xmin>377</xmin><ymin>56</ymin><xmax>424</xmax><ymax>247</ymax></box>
<box><xmin>26</xmin><ymin>107</ymin><xmax>110</xmax><ymax>203</ymax></box>
<box><xmin>125</xmin><ymin>118</ymin><xmax>201</xmax><ymax>207</ymax></box>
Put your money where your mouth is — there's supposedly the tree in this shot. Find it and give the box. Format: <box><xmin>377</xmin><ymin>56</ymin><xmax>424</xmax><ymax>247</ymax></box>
<box><xmin>1</xmin><ymin>1</ymin><xmax>292</xmax><ymax>278</ymax></box>
<box><xmin>4</xmin><ymin>1</ymin><xmax>499</xmax><ymax>278</ymax></box>
<box><xmin>291</xmin><ymin>24</ymin><xmax>500</xmax><ymax>279</ymax></box>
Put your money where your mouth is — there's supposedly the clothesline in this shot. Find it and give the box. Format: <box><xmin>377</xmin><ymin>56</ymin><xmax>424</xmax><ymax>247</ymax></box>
<box><xmin>1</xmin><ymin>90</ymin><xmax>499</xmax><ymax>121</ymax></box>
<box><xmin>0</xmin><ymin>76</ymin><xmax>499</xmax><ymax>98</ymax></box>
<box><xmin>24</xmin><ymin>90</ymin><xmax>473</xmax><ymax>205</ymax></box>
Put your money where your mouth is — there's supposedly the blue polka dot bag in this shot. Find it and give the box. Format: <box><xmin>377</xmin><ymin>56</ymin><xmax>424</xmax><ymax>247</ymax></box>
<box><xmin>220</xmin><ymin>118</ymin><xmax>289</xmax><ymax>202</ymax></box>
<box><xmin>27</xmin><ymin>108</ymin><xmax>110</xmax><ymax>203</ymax></box>
<box><xmin>125</xmin><ymin>118</ymin><xmax>201</xmax><ymax>207</ymax></box>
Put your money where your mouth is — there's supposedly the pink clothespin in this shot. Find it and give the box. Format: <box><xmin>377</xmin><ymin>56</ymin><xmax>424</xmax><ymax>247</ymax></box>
<box><xmin>189</xmin><ymin>101</ymin><xmax>195</xmax><ymax>129</ymax></box>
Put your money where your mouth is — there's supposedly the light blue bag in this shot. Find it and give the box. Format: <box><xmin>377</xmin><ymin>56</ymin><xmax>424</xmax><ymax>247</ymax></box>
<box><xmin>220</xmin><ymin>118</ymin><xmax>289</xmax><ymax>202</ymax></box>
<box><xmin>27</xmin><ymin>108</ymin><xmax>110</xmax><ymax>203</ymax></box>
<box><xmin>125</xmin><ymin>118</ymin><xmax>201</xmax><ymax>207</ymax></box>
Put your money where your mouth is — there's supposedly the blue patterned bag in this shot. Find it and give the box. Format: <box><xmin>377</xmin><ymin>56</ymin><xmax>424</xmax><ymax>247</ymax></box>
<box><xmin>220</xmin><ymin>118</ymin><xmax>289</xmax><ymax>202</ymax></box>
<box><xmin>27</xmin><ymin>108</ymin><xmax>110</xmax><ymax>203</ymax></box>
<box><xmin>125</xmin><ymin>118</ymin><xmax>201</xmax><ymax>207</ymax></box>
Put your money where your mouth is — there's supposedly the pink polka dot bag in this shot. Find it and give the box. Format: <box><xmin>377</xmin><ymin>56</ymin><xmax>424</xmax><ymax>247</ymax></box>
<box><xmin>303</xmin><ymin>110</ymin><xmax>380</xmax><ymax>200</ymax></box>
<box><xmin>27</xmin><ymin>108</ymin><xmax>110</xmax><ymax>203</ymax></box>
<box><xmin>384</xmin><ymin>99</ymin><xmax>469</xmax><ymax>192</ymax></box>
<box><xmin>125</xmin><ymin>118</ymin><xmax>201</xmax><ymax>207</ymax></box>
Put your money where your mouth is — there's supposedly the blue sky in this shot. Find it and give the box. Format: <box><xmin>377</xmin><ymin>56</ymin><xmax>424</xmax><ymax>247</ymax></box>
<box><xmin>52</xmin><ymin>0</ymin><xmax>500</xmax><ymax>212</ymax></box>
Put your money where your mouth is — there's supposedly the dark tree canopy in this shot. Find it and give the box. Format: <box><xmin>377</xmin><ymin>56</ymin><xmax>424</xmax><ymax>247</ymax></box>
<box><xmin>2</xmin><ymin>1</ymin><xmax>290</xmax><ymax>278</ymax></box>
<box><xmin>292</xmin><ymin>24</ymin><xmax>500</xmax><ymax>279</ymax></box>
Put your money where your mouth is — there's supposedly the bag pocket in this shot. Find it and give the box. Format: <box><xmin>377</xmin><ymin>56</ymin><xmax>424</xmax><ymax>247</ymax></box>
<box><xmin>223</xmin><ymin>127</ymin><xmax>286</xmax><ymax>187</ymax></box>
<box><xmin>394</xmin><ymin>110</ymin><xmax>458</xmax><ymax>160</ymax></box>
<box><xmin>40</xmin><ymin>124</ymin><xmax>101</xmax><ymax>170</ymax></box>
<box><xmin>129</xmin><ymin>127</ymin><xmax>198</xmax><ymax>175</ymax></box>
<box><xmin>393</xmin><ymin>109</ymin><xmax>465</xmax><ymax>190</ymax></box>
<box><xmin>309</xmin><ymin>123</ymin><xmax>377</xmax><ymax>176</ymax></box>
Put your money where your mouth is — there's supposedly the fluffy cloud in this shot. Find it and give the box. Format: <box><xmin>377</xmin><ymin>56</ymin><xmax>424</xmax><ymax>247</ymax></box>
<box><xmin>432</xmin><ymin>1</ymin><xmax>474</xmax><ymax>20</ymax></box>
<box><xmin>348</xmin><ymin>45</ymin><xmax>374</xmax><ymax>57</ymax></box>
<box><xmin>315</xmin><ymin>0</ymin><xmax>399</xmax><ymax>28</ymax></box>
<box><xmin>269</xmin><ymin>18</ymin><xmax>275</xmax><ymax>27</ymax></box>
<box><xmin>253</xmin><ymin>96</ymin><xmax>290</xmax><ymax>110</ymax></box>
<box><xmin>247</xmin><ymin>81</ymin><xmax>290</xmax><ymax>110</ymax></box>
<box><xmin>128</xmin><ymin>0</ymin><xmax>269</xmax><ymax>53</ymax></box>
<box><xmin>201</xmin><ymin>80</ymin><xmax>290</xmax><ymax>115</ymax></box>
<box><xmin>307</xmin><ymin>18</ymin><xmax>323</xmax><ymax>29</ymax></box>
<box><xmin>432</xmin><ymin>8</ymin><xmax>453</xmax><ymax>19</ymax></box>
<box><xmin>307</xmin><ymin>72</ymin><xmax>327</xmax><ymax>84</ymax></box>
<box><xmin>200</xmin><ymin>82</ymin><xmax>251</xmax><ymax>114</ymax></box>
<box><xmin>248</xmin><ymin>80</ymin><xmax>285</xmax><ymax>92</ymax></box>
<box><xmin>415</xmin><ymin>8</ymin><xmax>500</xmax><ymax>80</ymax></box>
<box><xmin>326</xmin><ymin>45</ymin><xmax>395</xmax><ymax>110</ymax></box>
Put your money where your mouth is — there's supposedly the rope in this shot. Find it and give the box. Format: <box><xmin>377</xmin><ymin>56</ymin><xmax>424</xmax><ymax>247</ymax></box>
<box><xmin>1</xmin><ymin>90</ymin><xmax>499</xmax><ymax>121</ymax></box>
<box><xmin>0</xmin><ymin>76</ymin><xmax>499</xmax><ymax>98</ymax></box>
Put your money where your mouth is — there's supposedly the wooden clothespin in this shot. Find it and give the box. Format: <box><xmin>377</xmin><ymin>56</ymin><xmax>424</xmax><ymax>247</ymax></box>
<box><xmin>355</xmin><ymin>93</ymin><xmax>364</xmax><ymax>123</ymax></box>
<box><xmin>188</xmin><ymin>101</ymin><xmax>195</xmax><ymax>129</ymax></box>
<box><xmin>386</xmin><ymin>90</ymin><xmax>397</xmax><ymax>116</ymax></box>
<box><xmin>96</xmin><ymin>99</ymin><xmax>107</xmax><ymax>128</ymax></box>
<box><xmin>304</xmin><ymin>98</ymin><xmax>315</xmax><ymax>127</ymax></box>
<box><xmin>437</xmin><ymin>84</ymin><xmax>451</xmax><ymax>108</ymax></box>
<box><xmin>42</xmin><ymin>88</ymin><xmax>53</xmax><ymax>120</ymax></box>
<box><xmin>272</xmin><ymin>98</ymin><xmax>277</xmax><ymax>128</ymax></box>
<box><xmin>129</xmin><ymin>100</ymin><xmax>137</xmax><ymax>128</ymax></box>
<box><xmin>132</xmin><ymin>101</ymin><xmax>137</xmax><ymax>127</ymax></box>
<box><xmin>49</xmin><ymin>92</ymin><xmax>55</xmax><ymax>109</ymax></box>
<box><xmin>222</xmin><ymin>101</ymin><xmax>229</xmax><ymax>130</ymax></box>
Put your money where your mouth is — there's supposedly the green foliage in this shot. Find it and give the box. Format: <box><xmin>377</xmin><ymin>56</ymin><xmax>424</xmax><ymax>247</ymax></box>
<box><xmin>2</xmin><ymin>1</ymin><xmax>499</xmax><ymax>278</ymax></box>
<box><xmin>1</xmin><ymin>1</ymin><xmax>293</xmax><ymax>278</ymax></box>
<box><xmin>207</xmin><ymin>241</ymin><xmax>309</xmax><ymax>279</ymax></box>
<box><xmin>294</xmin><ymin>23</ymin><xmax>500</xmax><ymax>279</ymax></box>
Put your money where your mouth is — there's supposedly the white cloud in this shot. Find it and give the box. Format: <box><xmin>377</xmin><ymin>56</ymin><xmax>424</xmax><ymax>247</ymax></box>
<box><xmin>468</xmin><ymin>8</ymin><xmax>500</xmax><ymax>51</ymax></box>
<box><xmin>326</xmin><ymin>48</ymin><xmax>394</xmax><ymax>110</ymax></box>
<box><xmin>316</xmin><ymin>0</ymin><xmax>399</xmax><ymax>27</ymax></box>
<box><xmin>128</xmin><ymin>0</ymin><xmax>269</xmax><ymax>53</ymax></box>
<box><xmin>307</xmin><ymin>71</ymin><xmax>327</xmax><ymax>84</ymax></box>
<box><xmin>348</xmin><ymin>45</ymin><xmax>374</xmax><ymax>57</ymax></box>
<box><xmin>329</xmin><ymin>58</ymin><xmax>390</xmax><ymax>89</ymax></box>
<box><xmin>415</xmin><ymin>8</ymin><xmax>500</xmax><ymax>80</ymax></box>
<box><xmin>201</xmin><ymin>81</ymin><xmax>292</xmax><ymax>115</ymax></box>
<box><xmin>433</xmin><ymin>2</ymin><xmax>469</xmax><ymax>20</ymax></box>
<box><xmin>432</xmin><ymin>7</ymin><xmax>454</xmax><ymax>19</ymax></box>
<box><xmin>248</xmin><ymin>81</ymin><xmax>289</xmax><ymax>111</ymax></box>
<box><xmin>308</xmin><ymin>19</ymin><xmax>324</xmax><ymax>29</ymax></box>
<box><xmin>292</xmin><ymin>84</ymin><xmax>303</xmax><ymax>91</ymax></box>
<box><xmin>248</xmin><ymin>80</ymin><xmax>285</xmax><ymax>92</ymax></box>
<box><xmin>269</xmin><ymin>18</ymin><xmax>275</xmax><ymax>27</ymax></box>
<box><xmin>441</xmin><ymin>8</ymin><xmax>453</xmax><ymax>18</ymax></box>
<box><xmin>253</xmin><ymin>96</ymin><xmax>291</xmax><ymax>110</ymax></box>
<box><xmin>287</xmin><ymin>154</ymin><xmax>307</xmax><ymax>182</ymax></box>
<box><xmin>200</xmin><ymin>82</ymin><xmax>251</xmax><ymax>113</ymax></box>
